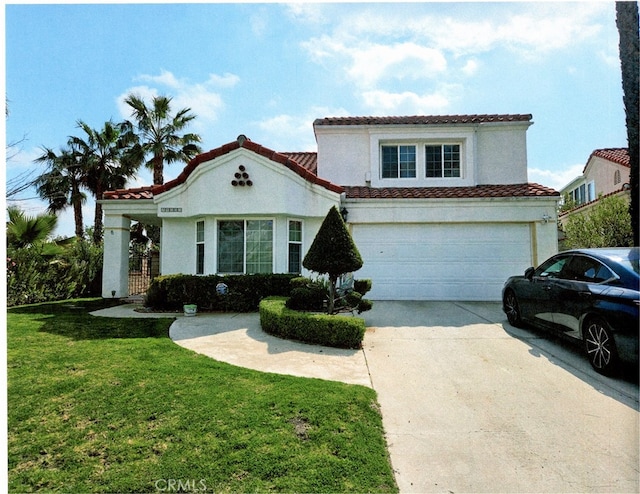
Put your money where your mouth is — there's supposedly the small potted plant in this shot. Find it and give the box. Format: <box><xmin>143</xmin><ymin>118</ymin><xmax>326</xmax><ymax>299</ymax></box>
<box><xmin>183</xmin><ymin>303</ymin><xmax>197</xmax><ymax>317</ymax></box>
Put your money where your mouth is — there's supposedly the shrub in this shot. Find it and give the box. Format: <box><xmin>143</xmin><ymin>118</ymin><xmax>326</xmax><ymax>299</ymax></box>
<box><xmin>286</xmin><ymin>276</ymin><xmax>373</xmax><ymax>314</ymax></box>
<box><xmin>144</xmin><ymin>274</ymin><xmax>297</xmax><ymax>312</ymax></box>
<box><xmin>259</xmin><ymin>297</ymin><xmax>365</xmax><ymax>349</ymax></box>
<box><xmin>6</xmin><ymin>239</ymin><xmax>103</xmax><ymax>307</ymax></box>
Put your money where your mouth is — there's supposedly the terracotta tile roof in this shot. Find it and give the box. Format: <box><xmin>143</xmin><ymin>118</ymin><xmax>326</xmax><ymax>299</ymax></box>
<box><xmin>344</xmin><ymin>183</ymin><xmax>559</xmax><ymax>200</ymax></box>
<box><xmin>589</xmin><ymin>148</ymin><xmax>630</xmax><ymax>168</ymax></box>
<box><xmin>103</xmin><ymin>186</ymin><xmax>154</xmax><ymax>200</ymax></box>
<box><xmin>103</xmin><ymin>138</ymin><xmax>337</xmax><ymax>200</ymax></box>
<box><xmin>559</xmin><ymin>186</ymin><xmax>630</xmax><ymax>217</ymax></box>
<box><xmin>314</xmin><ymin>114</ymin><xmax>533</xmax><ymax>127</ymax></box>
<box><xmin>281</xmin><ymin>152</ymin><xmax>317</xmax><ymax>174</ymax></box>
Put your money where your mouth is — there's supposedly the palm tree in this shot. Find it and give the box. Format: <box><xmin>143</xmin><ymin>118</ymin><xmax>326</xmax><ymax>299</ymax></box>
<box><xmin>71</xmin><ymin>120</ymin><xmax>140</xmax><ymax>243</ymax></box>
<box><xmin>616</xmin><ymin>1</ymin><xmax>639</xmax><ymax>246</ymax></box>
<box><xmin>6</xmin><ymin>205</ymin><xmax>59</xmax><ymax>250</ymax></box>
<box><xmin>34</xmin><ymin>145</ymin><xmax>87</xmax><ymax>239</ymax></box>
<box><xmin>124</xmin><ymin>94</ymin><xmax>202</xmax><ymax>185</ymax></box>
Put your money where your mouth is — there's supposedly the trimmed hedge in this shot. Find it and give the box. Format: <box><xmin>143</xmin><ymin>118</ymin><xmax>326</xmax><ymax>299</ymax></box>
<box><xmin>259</xmin><ymin>297</ymin><xmax>366</xmax><ymax>349</ymax></box>
<box><xmin>145</xmin><ymin>274</ymin><xmax>297</xmax><ymax>312</ymax></box>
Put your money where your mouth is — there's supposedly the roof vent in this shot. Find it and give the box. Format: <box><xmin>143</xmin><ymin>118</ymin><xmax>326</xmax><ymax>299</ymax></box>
<box><xmin>237</xmin><ymin>134</ymin><xmax>248</xmax><ymax>146</ymax></box>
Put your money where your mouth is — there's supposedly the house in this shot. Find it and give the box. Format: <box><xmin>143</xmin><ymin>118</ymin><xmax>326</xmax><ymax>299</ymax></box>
<box><xmin>558</xmin><ymin>148</ymin><xmax>631</xmax><ymax>226</ymax></box>
<box><xmin>100</xmin><ymin>114</ymin><xmax>559</xmax><ymax>301</ymax></box>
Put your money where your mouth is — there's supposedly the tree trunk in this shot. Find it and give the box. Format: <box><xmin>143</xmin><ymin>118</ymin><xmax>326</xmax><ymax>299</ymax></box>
<box><xmin>327</xmin><ymin>274</ymin><xmax>338</xmax><ymax>314</ymax></box>
<box><xmin>616</xmin><ymin>1</ymin><xmax>639</xmax><ymax>246</ymax></box>
<box><xmin>153</xmin><ymin>152</ymin><xmax>164</xmax><ymax>185</ymax></box>
<box><xmin>71</xmin><ymin>179</ymin><xmax>84</xmax><ymax>239</ymax></box>
<box><xmin>93</xmin><ymin>183</ymin><xmax>103</xmax><ymax>244</ymax></box>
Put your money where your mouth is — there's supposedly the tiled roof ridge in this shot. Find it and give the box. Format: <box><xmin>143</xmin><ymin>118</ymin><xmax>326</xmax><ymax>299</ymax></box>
<box><xmin>343</xmin><ymin>183</ymin><xmax>559</xmax><ymax>200</ymax></box>
<box><xmin>151</xmin><ymin>137</ymin><xmax>341</xmax><ymax>196</ymax></box>
<box><xmin>558</xmin><ymin>185</ymin><xmax>630</xmax><ymax>217</ymax></box>
<box><xmin>589</xmin><ymin>148</ymin><xmax>630</xmax><ymax>168</ymax></box>
<box><xmin>314</xmin><ymin>114</ymin><xmax>533</xmax><ymax>126</ymax></box>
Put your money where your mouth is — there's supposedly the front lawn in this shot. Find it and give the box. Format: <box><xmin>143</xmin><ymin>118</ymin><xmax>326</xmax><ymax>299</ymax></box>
<box><xmin>8</xmin><ymin>299</ymin><xmax>397</xmax><ymax>493</ymax></box>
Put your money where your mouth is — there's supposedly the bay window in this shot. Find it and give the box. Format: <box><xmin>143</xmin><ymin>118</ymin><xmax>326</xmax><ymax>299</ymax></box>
<box><xmin>217</xmin><ymin>219</ymin><xmax>273</xmax><ymax>274</ymax></box>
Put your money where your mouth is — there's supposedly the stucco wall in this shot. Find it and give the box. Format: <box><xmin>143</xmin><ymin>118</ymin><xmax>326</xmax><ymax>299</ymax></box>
<box><xmin>584</xmin><ymin>156</ymin><xmax>631</xmax><ymax>196</ymax></box>
<box><xmin>315</xmin><ymin>121</ymin><xmax>530</xmax><ymax>187</ymax></box>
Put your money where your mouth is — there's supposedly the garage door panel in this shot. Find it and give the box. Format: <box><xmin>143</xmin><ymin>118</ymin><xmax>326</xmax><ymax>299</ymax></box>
<box><xmin>353</xmin><ymin>223</ymin><xmax>531</xmax><ymax>301</ymax></box>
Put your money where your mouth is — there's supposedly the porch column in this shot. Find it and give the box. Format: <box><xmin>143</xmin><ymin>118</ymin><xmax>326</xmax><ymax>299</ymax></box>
<box><xmin>102</xmin><ymin>214</ymin><xmax>131</xmax><ymax>298</ymax></box>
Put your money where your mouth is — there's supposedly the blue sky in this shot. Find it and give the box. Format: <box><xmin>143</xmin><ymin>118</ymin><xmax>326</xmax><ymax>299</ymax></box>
<box><xmin>5</xmin><ymin>2</ymin><xmax>629</xmax><ymax>237</ymax></box>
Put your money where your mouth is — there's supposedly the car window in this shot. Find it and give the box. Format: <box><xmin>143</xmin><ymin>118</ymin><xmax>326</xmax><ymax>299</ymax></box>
<box><xmin>564</xmin><ymin>255</ymin><xmax>615</xmax><ymax>283</ymax></box>
<box><xmin>536</xmin><ymin>256</ymin><xmax>569</xmax><ymax>278</ymax></box>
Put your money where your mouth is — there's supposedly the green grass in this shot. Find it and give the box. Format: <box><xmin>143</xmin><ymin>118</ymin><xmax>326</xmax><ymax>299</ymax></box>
<box><xmin>8</xmin><ymin>299</ymin><xmax>397</xmax><ymax>493</ymax></box>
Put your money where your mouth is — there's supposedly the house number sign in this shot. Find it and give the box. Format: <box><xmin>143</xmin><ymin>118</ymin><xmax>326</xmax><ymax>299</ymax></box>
<box><xmin>161</xmin><ymin>207</ymin><xmax>182</xmax><ymax>212</ymax></box>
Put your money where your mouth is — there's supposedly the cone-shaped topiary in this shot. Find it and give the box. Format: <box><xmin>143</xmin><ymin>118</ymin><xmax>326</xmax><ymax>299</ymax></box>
<box><xmin>303</xmin><ymin>205</ymin><xmax>363</xmax><ymax>313</ymax></box>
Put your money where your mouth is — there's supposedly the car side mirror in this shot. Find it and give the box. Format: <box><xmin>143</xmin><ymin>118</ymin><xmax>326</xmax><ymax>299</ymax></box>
<box><xmin>525</xmin><ymin>267</ymin><xmax>535</xmax><ymax>280</ymax></box>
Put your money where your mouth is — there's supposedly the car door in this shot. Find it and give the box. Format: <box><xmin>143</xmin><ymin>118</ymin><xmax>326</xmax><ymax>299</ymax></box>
<box><xmin>519</xmin><ymin>255</ymin><xmax>570</xmax><ymax>328</ymax></box>
<box><xmin>551</xmin><ymin>254</ymin><xmax>616</xmax><ymax>339</ymax></box>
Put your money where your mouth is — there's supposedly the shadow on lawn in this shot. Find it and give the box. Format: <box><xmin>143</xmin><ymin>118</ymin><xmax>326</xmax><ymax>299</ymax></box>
<box><xmin>8</xmin><ymin>298</ymin><xmax>175</xmax><ymax>340</ymax></box>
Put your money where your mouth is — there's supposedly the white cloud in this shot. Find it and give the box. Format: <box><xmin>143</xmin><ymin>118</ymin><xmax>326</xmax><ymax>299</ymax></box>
<box><xmin>529</xmin><ymin>163</ymin><xmax>585</xmax><ymax>191</ymax></box>
<box><xmin>255</xmin><ymin>106</ymin><xmax>349</xmax><ymax>151</ymax></box>
<box><xmin>361</xmin><ymin>90</ymin><xmax>451</xmax><ymax>115</ymax></box>
<box><xmin>116</xmin><ymin>70</ymin><xmax>240</xmax><ymax>139</ymax></box>
<box><xmin>461</xmin><ymin>59</ymin><xmax>479</xmax><ymax>77</ymax></box>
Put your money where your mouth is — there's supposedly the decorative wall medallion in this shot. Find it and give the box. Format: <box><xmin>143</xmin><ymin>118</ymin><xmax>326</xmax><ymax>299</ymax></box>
<box><xmin>231</xmin><ymin>165</ymin><xmax>253</xmax><ymax>186</ymax></box>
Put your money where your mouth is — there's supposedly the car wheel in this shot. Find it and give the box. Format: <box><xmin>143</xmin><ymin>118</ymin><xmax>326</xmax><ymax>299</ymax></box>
<box><xmin>503</xmin><ymin>289</ymin><xmax>523</xmax><ymax>328</ymax></box>
<box><xmin>584</xmin><ymin>317</ymin><xmax>619</xmax><ymax>375</ymax></box>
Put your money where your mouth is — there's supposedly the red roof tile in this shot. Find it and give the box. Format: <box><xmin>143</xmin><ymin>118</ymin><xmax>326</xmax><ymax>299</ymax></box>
<box><xmin>103</xmin><ymin>186</ymin><xmax>154</xmax><ymax>200</ymax></box>
<box><xmin>344</xmin><ymin>183</ymin><xmax>559</xmax><ymax>200</ymax></box>
<box><xmin>314</xmin><ymin>114</ymin><xmax>532</xmax><ymax>127</ymax></box>
<box><xmin>103</xmin><ymin>139</ymin><xmax>336</xmax><ymax>200</ymax></box>
<box><xmin>589</xmin><ymin>148</ymin><xmax>630</xmax><ymax>168</ymax></box>
<box><xmin>282</xmin><ymin>152</ymin><xmax>317</xmax><ymax>174</ymax></box>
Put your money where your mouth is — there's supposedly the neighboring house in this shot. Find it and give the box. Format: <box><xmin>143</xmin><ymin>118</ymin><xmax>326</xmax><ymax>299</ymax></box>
<box><xmin>100</xmin><ymin>114</ymin><xmax>559</xmax><ymax>301</ymax></box>
<box><xmin>559</xmin><ymin>148</ymin><xmax>631</xmax><ymax>226</ymax></box>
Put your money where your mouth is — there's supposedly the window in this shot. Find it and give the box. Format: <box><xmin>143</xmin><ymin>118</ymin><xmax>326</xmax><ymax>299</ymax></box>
<box><xmin>565</xmin><ymin>255</ymin><xmax>615</xmax><ymax>283</ymax></box>
<box><xmin>587</xmin><ymin>181</ymin><xmax>596</xmax><ymax>202</ymax></box>
<box><xmin>196</xmin><ymin>220</ymin><xmax>205</xmax><ymax>275</ymax></box>
<box><xmin>217</xmin><ymin>220</ymin><xmax>273</xmax><ymax>274</ymax></box>
<box><xmin>614</xmin><ymin>169</ymin><xmax>621</xmax><ymax>185</ymax></box>
<box><xmin>288</xmin><ymin>220</ymin><xmax>303</xmax><ymax>274</ymax></box>
<box><xmin>426</xmin><ymin>144</ymin><xmax>460</xmax><ymax>178</ymax></box>
<box><xmin>381</xmin><ymin>145</ymin><xmax>416</xmax><ymax>178</ymax></box>
<box><xmin>536</xmin><ymin>256</ymin><xmax>570</xmax><ymax>279</ymax></box>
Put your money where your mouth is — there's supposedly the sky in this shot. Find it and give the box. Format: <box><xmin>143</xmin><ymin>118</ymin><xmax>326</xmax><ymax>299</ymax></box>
<box><xmin>5</xmin><ymin>1</ymin><xmax>630</xmax><ymax>238</ymax></box>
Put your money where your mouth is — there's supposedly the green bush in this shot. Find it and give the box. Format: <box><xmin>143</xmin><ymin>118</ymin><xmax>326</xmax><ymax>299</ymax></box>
<box><xmin>144</xmin><ymin>273</ymin><xmax>297</xmax><ymax>312</ymax></box>
<box><xmin>259</xmin><ymin>297</ymin><xmax>366</xmax><ymax>349</ymax></box>
<box><xmin>286</xmin><ymin>276</ymin><xmax>373</xmax><ymax>314</ymax></box>
<box><xmin>7</xmin><ymin>240</ymin><xmax>103</xmax><ymax>307</ymax></box>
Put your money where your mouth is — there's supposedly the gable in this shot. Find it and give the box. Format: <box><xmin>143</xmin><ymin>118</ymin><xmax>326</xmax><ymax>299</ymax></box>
<box><xmin>153</xmin><ymin>138</ymin><xmax>341</xmax><ymax>219</ymax></box>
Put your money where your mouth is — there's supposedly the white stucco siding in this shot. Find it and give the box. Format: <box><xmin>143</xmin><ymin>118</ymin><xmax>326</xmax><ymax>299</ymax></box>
<box><xmin>160</xmin><ymin>215</ymin><xmax>328</xmax><ymax>277</ymax></box>
<box><xmin>476</xmin><ymin>125</ymin><xmax>529</xmax><ymax>184</ymax></box>
<box><xmin>346</xmin><ymin>196</ymin><xmax>558</xmax><ymax>301</ymax></box>
<box><xmin>155</xmin><ymin>150</ymin><xmax>340</xmax><ymax>219</ymax></box>
<box><xmin>315</xmin><ymin>129</ymin><xmax>370</xmax><ymax>186</ymax></box>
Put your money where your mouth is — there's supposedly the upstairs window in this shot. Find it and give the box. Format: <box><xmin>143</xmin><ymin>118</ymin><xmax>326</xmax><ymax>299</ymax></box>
<box><xmin>614</xmin><ymin>169</ymin><xmax>621</xmax><ymax>185</ymax></box>
<box><xmin>426</xmin><ymin>144</ymin><xmax>461</xmax><ymax>178</ymax></box>
<box><xmin>381</xmin><ymin>145</ymin><xmax>416</xmax><ymax>178</ymax></box>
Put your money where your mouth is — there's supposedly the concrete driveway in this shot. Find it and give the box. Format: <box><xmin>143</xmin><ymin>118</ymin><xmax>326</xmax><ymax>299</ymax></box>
<box><xmin>95</xmin><ymin>301</ymin><xmax>639</xmax><ymax>493</ymax></box>
<box><xmin>363</xmin><ymin>301</ymin><xmax>639</xmax><ymax>493</ymax></box>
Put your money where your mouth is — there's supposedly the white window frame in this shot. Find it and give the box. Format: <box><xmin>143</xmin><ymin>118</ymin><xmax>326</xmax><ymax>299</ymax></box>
<box><xmin>380</xmin><ymin>144</ymin><xmax>417</xmax><ymax>179</ymax></box>
<box><xmin>425</xmin><ymin>143</ymin><xmax>462</xmax><ymax>178</ymax></box>
<box><xmin>216</xmin><ymin>218</ymin><xmax>275</xmax><ymax>275</ymax></box>
<box><xmin>195</xmin><ymin>219</ymin><xmax>205</xmax><ymax>275</ymax></box>
<box><xmin>287</xmin><ymin>219</ymin><xmax>303</xmax><ymax>274</ymax></box>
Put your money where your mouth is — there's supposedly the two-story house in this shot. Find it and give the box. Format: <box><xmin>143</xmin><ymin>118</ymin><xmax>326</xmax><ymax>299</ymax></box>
<box><xmin>558</xmin><ymin>148</ymin><xmax>631</xmax><ymax>226</ymax></box>
<box><xmin>100</xmin><ymin>114</ymin><xmax>559</xmax><ymax>301</ymax></box>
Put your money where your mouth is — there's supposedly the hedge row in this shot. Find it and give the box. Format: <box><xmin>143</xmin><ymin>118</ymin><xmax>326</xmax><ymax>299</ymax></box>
<box><xmin>144</xmin><ymin>274</ymin><xmax>297</xmax><ymax>312</ymax></box>
<box><xmin>259</xmin><ymin>297</ymin><xmax>366</xmax><ymax>349</ymax></box>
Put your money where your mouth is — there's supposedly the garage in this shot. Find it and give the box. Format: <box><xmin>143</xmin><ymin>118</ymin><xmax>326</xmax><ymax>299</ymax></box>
<box><xmin>352</xmin><ymin>223</ymin><xmax>533</xmax><ymax>301</ymax></box>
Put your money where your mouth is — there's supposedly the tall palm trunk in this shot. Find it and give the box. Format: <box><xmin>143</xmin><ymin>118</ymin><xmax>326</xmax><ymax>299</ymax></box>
<box><xmin>153</xmin><ymin>152</ymin><xmax>164</xmax><ymax>185</ymax></box>
<box><xmin>616</xmin><ymin>1</ymin><xmax>639</xmax><ymax>246</ymax></box>
<box><xmin>71</xmin><ymin>178</ymin><xmax>84</xmax><ymax>238</ymax></box>
<box><xmin>93</xmin><ymin>183</ymin><xmax>104</xmax><ymax>244</ymax></box>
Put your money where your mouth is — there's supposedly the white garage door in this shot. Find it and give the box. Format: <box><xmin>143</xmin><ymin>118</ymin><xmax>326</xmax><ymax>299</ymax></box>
<box><xmin>352</xmin><ymin>223</ymin><xmax>532</xmax><ymax>301</ymax></box>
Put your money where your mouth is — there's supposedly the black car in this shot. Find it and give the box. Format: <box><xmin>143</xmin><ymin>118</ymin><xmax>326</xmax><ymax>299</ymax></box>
<box><xmin>502</xmin><ymin>247</ymin><xmax>639</xmax><ymax>375</ymax></box>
